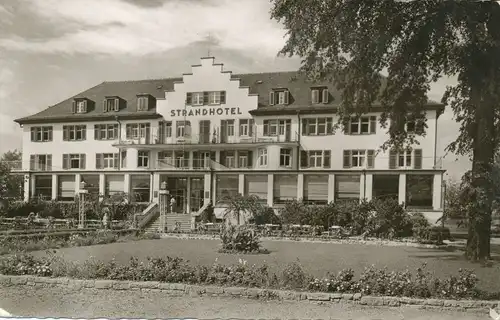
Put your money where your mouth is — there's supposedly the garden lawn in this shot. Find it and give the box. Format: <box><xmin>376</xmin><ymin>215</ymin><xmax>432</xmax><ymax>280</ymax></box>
<box><xmin>31</xmin><ymin>238</ymin><xmax>500</xmax><ymax>293</ymax></box>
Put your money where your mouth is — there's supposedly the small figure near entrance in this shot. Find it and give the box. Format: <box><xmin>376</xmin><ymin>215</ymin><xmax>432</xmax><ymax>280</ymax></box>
<box><xmin>102</xmin><ymin>207</ymin><xmax>110</xmax><ymax>230</ymax></box>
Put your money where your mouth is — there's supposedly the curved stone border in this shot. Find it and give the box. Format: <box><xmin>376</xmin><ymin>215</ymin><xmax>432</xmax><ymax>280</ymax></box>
<box><xmin>1</xmin><ymin>274</ymin><xmax>497</xmax><ymax>313</ymax></box>
<box><xmin>159</xmin><ymin>233</ymin><xmax>453</xmax><ymax>249</ymax></box>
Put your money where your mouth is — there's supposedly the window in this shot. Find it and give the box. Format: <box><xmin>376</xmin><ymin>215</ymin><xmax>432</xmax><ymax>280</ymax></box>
<box><xmin>158</xmin><ymin>151</ymin><xmax>174</xmax><ymax>168</ymax></box>
<box><xmin>192</xmin><ymin>92</ymin><xmax>204</xmax><ymax>105</ymax></box>
<box><xmin>226</xmin><ymin>152</ymin><xmax>236</xmax><ymax>168</ymax></box>
<box><xmin>269</xmin><ymin>90</ymin><xmax>290</xmax><ymax>105</ymax></box>
<box><xmin>220</xmin><ymin>119</ymin><xmax>235</xmax><ymax>137</ymax></box>
<box><xmin>29</xmin><ymin>154</ymin><xmax>52</xmax><ymax>171</ymax></box>
<box><xmin>34</xmin><ymin>175</ymin><xmax>52</xmax><ymax>199</ymax></box>
<box><xmin>302</xmin><ymin>118</ymin><xmax>333</xmax><ymax>135</ymax></box>
<box><xmin>176</xmin><ymin>121</ymin><xmax>191</xmax><ymax>137</ymax></box>
<box><xmin>406</xmin><ymin>120</ymin><xmax>425</xmax><ymax>134</ymax></box>
<box><xmin>406</xmin><ymin>174</ymin><xmax>433</xmax><ymax>208</ymax></box>
<box><xmin>348</xmin><ymin>116</ymin><xmax>377</xmax><ymax>134</ymax></box>
<box><xmin>137</xmin><ymin>151</ymin><xmax>150</xmax><ymax>168</ymax></box>
<box><xmin>94</xmin><ymin>124</ymin><xmax>118</xmax><ymax>140</ymax></box>
<box><xmin>103</xmin><ymin>98</ymin><xmax>120</xmax><ymax>112</ymax></box>
<box><xmin>209</xmin><ymin>91</ymin><xmax>221</xmax><ymax>104</ymax></box>
<box><xmin>280</xmin><ymin>149</ymin><xmax>292</xmax><ymax>167</ymax></box>
<box><xmin>389</xmin><ymin>149</ymin><xmax>423</xmax><ymax>169</ymax></box>
<box><xmin>63</xmin><ymin>125</ymin><xmax>86</xmax><ymax>141</ymax></box>
<box><xmin>175</xmin><ymin>151</ymin><xmax>190</xmax><ymax>168</ymax></box>
<box><xmin>263</xmin><ymin>120</ymin><xmax>279</xmax><ymax>136</ymax></box>
<box><xmin>239</xmin><ymin>119</ymin><xmax>254</xmax><ymax>137</ymax></box>
<box><xmin>96</xmin><ymin>153</ymin><xmax>119</xmax><ymax>169</ymax></box>
<box><xmin>300</xmin><ymin>150</ymin><xmax>331</xmax><ymax>168</ymax></box>
<box><xmin>343</xmin><ymin>150</ymin><xmax>375</xmax><ymax>169</ymax></box>
<box><xmin>193</xmin><ymin>151</ymin><xmax>214</xmax><ymax>169</ymax></box>
<box><xmin>258</xmin><ymin>148</ymin><xmax>268</xmax><ymax>166</ymax></box>
<box><xmin>62</xmin><ymin>154</ymin><xmax>86</xmax><ymax>169</ymax></box>
<box><xmin>238</xmin><ymin>151</ymin><xmax>252</xmax><ymax>168</ymax></box>
<box><xmin>164</xmin><ymin>122</ymin><xmax>172</xmax><ymax>137</ymax></box>
<box><xmin>216</xmin><ymin>175</ymin><xmax>239</xmax><ymax>202</ymax></box>
<box><xmin>137</xmin><ymin>96</ymin><xmax>149</xmax><ymax>111</ymax></box>
<box><xmin>72</xmin><ymin>99</ymin><xmax>87</xmax><ymax>114</ymax></box>
<box><xmin>311</xmin><ymin>87</ymin><xmax>329</xmax><ymax>104</ymax></box>
<box><xmin>335</xmin><ymin>174</ymin><xmax>360</xmax><ymax>202</ymax></box>
<box><xmin>126</xmin><ymin>123</ymin><xmax>150</xmax><ymax>139</ymax></box>
<box><xmin>30</xmin><ymin>126</ymin><xmax>53</xmax><ymax>142</ymax></box>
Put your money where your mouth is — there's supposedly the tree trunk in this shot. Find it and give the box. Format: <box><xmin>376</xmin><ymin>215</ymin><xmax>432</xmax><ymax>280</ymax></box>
<box><xmin>466</xmin><ymin>81</ymin><xmax>495</xmax><ymax>261</ymax></box>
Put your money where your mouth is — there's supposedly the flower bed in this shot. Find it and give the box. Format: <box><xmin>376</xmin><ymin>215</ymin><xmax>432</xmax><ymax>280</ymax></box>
<box><xmin>0</xmin><ymin>230</ymin><xmax>159</xmax><ymax>255</ymax></box>
<box><xmin>1</xmin><ymin>252</ymin><xmax>498</xmax><ymax>301</ymax></box>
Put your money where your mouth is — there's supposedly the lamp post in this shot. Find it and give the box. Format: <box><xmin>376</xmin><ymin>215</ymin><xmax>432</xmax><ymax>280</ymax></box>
<box><xmin>78</xmin><ymin>181</ymin><xmax>88</xmax><ymax>229</ymax></box>
<box><xmin>159</xmin><ymin>181</ymin><xmax>169</xmax><ymax>233</ymax></box>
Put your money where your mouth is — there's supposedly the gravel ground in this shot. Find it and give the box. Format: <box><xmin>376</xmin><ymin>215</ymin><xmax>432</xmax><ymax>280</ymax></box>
<box><xmin>31</xmin><ymin>237</ymin><xmax>500</xmax><ymax>292</ymax></box>
<box><xmin>0</xmin><ymin>286</ymin><xmax>490</xmax><ymax>319</ymax></box>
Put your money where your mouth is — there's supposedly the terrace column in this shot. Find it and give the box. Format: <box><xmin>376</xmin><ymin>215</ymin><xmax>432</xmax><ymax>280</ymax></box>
<box><xmin>23</xmin><ymin>174</ymin><xmax>30</xmax><ymax>201</ymax></box>
<box><xmin>51</xmin><ymin>174</ymin><xmax>58</xmax><ymax>200</ymax></box>
<box><xmin>123</xmin><ymin>173</ymin><xmax>130</xmax><ymax>194</ymax></box>
<box><xmin>128</xmin><ymin>149</ymin><xmax>138</xmax><ymax>169</ymax></box>
<box><xmin>186</xmin><ymin>177</ymin><xmax>191</xmax><ymax>214</ymax></box>
<box><xmin>364</xmin><ymin>173</ymin><xmax>373</xmax><ymax>201</ymax></box>
<box><xmin>99</xmin><ymin>174</ymin><xmax>105</xmax><ymax>201</ymax></box>
<box><xmin>359</xmin><ymin>174</ymin><xmax>365</xmax><ymax>203</ymax></box>
<box><xmin>398</xmin><ymin>173</ymin><xmax>407</xmax><ymax>205</ymax></box>
<box><xmin>297</xmin><ymin>173</ymin><xmax>304</xmax><ymax>200</ymax></box>
<box><xmin>238</xmin><ymin>174</ymin><xmax>244</xmax><ymax>195</ymax></box>
<box><xmin>267</xmin><ymin>174</ymin><xmax>273</xmax><ymax>207</ymax></box>
<box><xmin>203</xmin><ymin>173</ymin><xmax>211</xmax><ymax>205</ymax></box>
<box><xmin>75</xmin><ymin>173</ymin><xmax>81</xmax><ymax>196</ymax></box>
<box><xmin>212</xmin><ymin>175</ymin><xmax>217</xmax><ymax>204</ymax></box>
<box><xmin>152</xmin><ymin>173</ymin><xmax>160</xmax><ymax>203</ymax></box>
<box><xmin>30</xmin><ymin>175</ymin><xmax>36</xmax><ymax>200</ymax></box>
<box><xmin>432</xmin><ymin>172</ymin><xmax>443</xmax><ymax>210</ymax></box>
<box><xmin>328</xmin><ymin>174</ymin><xmax>335</xmax><ymax>203</ymax></box>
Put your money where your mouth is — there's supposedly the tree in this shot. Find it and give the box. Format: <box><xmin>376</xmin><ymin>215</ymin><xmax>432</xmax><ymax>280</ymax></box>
<box><xmin>0</xmin><ymin>150</ymin><xmax>24</xmax><ymax>203</ymax></box>
<box><xmin>220</xmin><ymin>194</ymin><xmax>264</xmax><ymax>225</ymax></box>
<box><xmin>270</xmin><ymin>0</ymin><xmax>500</xmax><ymax>261</ymax></box>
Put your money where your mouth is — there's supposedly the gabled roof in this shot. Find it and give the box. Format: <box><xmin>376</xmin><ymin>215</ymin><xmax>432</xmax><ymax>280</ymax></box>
<box><xmin>14</xmin><ymin>66</ymin><xmax>444</xmax><ymax>125</ymax></box>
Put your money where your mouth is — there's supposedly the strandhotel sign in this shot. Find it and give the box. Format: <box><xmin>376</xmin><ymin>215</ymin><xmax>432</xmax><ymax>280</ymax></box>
<box><xmin>170</xmin><ymin>106</ymin><xmax>243</xmax><ymax>117</ymax></box>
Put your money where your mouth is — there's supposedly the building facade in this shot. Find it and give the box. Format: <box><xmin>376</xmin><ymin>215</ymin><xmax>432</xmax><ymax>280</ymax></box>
<box><xmin>14</xmin><ymin>57</ymin><xmax>446</xmax><ymax>223</ymax></box>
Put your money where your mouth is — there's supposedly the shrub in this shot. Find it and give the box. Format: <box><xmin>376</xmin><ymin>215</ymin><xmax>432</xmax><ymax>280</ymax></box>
<box><xmin>280</xmin><ymin>261</ymin><xmax>310</xmax><ymax>290</ymax></box>
<box><xmin>219</xmin><ymin>225</ymin><xmax>266</xmax><ymax>253</ymax></box>
<box><xmin>369</xmin><ymin>198</ymin><xmax>412</xmax><ymax>239</ymax></box>
<box><xmin>279</xmin><ymin>200</ymin><xmax>308</xmax><ymax>225</ymax></box>
<box><xmin>410</xmin><ymin>212</ymin><xmax>432</xmax><ymax>240</ymax></box>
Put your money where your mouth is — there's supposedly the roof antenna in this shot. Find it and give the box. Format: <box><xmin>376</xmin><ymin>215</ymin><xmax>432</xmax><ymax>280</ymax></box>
<box><xmin>207</xmin><ymin>32</ymin><xmax>213</xmax><ymax>57</ymax></box>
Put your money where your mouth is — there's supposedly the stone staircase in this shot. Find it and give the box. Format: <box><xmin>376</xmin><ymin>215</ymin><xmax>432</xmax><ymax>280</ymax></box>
<box><xmin>143</xmin><ymin>213</ymin><xmax>192</xmax><ymax>233</ymax></box>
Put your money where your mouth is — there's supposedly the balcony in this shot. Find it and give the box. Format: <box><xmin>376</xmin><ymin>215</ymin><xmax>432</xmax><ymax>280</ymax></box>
<box><xmin>152</xmin><ymin>159</ymin><xmax>254</xmax><ymax>171</ymax></box>
<box><xmin>2</xmin><ymin>160</ymin><xmax>24</xmax><ymax>172</ymax></box>
<box><xmin>113</xmin><ymin>130</ymin><xmax>300</xmax><ymax>150</ymax></box>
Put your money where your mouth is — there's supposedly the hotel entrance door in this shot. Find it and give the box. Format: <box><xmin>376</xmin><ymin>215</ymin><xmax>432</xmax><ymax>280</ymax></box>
<box><xmin>166</xmin><ymin>177</ymin><xmax>187</xmax><ymax>213</ymax></box>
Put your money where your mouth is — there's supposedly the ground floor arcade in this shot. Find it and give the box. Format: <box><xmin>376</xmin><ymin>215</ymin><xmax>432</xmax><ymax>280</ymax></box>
<box><xmin>23</xmin><ymin>170</ymin><xmax>444</xmax><ymax>214</ymax></box>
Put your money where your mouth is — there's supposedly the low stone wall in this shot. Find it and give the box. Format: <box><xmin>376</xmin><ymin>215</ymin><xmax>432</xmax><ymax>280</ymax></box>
<box><xmin>1</xmin><ymin>274</ymin><xmax>497</xmax><ymax>313</ymax></box>
<box><xmin>160</xmin><ymin>233</ymin><xmax>453</xmax><ymax>249</ymax></box>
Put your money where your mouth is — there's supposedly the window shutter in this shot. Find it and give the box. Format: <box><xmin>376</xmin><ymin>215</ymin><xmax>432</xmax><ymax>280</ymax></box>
<box><xmin>82</xmin><ymin>101</ymin><xmax>87</xmax><ymax>113</ymax></box>
<box><xmin>113</xmin><ymin>153</ymin><xmax>119</xmax><ymax>169</ymax></box>
<box><xmin>113</xmin><ymin>125</ymin><xmax>119</xmax><ymax>139</ymax></box>
<box><xmin>96</xmin><ymin>154</ymin><xmax>102</xmax><ymax>169</ymax></box>
<box><xmin>80</xmin><ymin>154</ymin><xmax>86</xmax><ymax>169</ymax></box>
<box><xmin>283</xmin><ymin>90</ymin><xmax>290</xmax><ymax>104</ymax></box>
<box><xmin>30</xmin><ymin>155</ymin><xmax>35</xmax><ymax>170</ymax></box>
<box><xmin>311</xmin><ymin>90</ymin><xmax>319</xmax><ymax>104</ymax></box>
<box><xmin>367</xmin><ymin>150</ymin><xmax>375</xmax><ymax>169</ymax></box>
<box><xmin>102</xmin><ymin>99</ymin><xmax>108</xmax><ymax>112</ymax></box>
<box><xmin>220</xmin><ymin>91</ymin><xmax>226</xmax><ymax>104</ymax></box>
<box><xmin>247</xmin><ymin>151</ymin><xmax>253</xmax><ymax>167</ymax></box>
<box><xmin>63</xmin><ymin>127</ymin><xmax>68</xmax><ymax>141</ymax></box>
<box><xmin>72</xmin><ymin>101</ymin><xmax>76</xmax><ymax>113</ymax></box>
<box><xmin>263</xmin><ymin>122</ymin><xmax>269</xmax><ymax>136</ymax></box>
<box><xmin>81</xmin><ymin>126</ymin><xmax>86</xmax><ymax>140</ymax></box>
<box><xmin>300</xmin><ymin>150</ymin><xmax>308</xmax><ymax>168</ymax></box>
<box><xmin>94</xmin><ymin>125</ymin><xmax>99</xmax><ymax>140</ymax></box>
<box><xmin>389</xmin><ymin>150</ymin><xmax>398</xmax><ymax>169</ymax></box>
<box><xmin>370</xmin><ymin>116</ymin><xmax>376</xmax><ymax>134</ymax></box>
<box><xmin>414</xmin><ymin>149</ymin><xmax>423</xmax><ymax>169</ymax></box>
<box><xmin>326</xmin><ymin>118</ymin><xmax>333</xmax><ymax>134</ymax></box>
<box><xmin>220</xmin><ymin>151</ymin><xmax>226</xmax><ymax>166</ymax></box>
<box><xmin>249</xmin><ymin>119</ymin><xmax>254</xmax><ymax>137</ymax></box>
<box><xmin>416</xmin><ymin>121</ymin><xmax>425</xmax><ymax>134</ymax></box>
<box><xmin>126</xmin><ymin>125</ymin><xmax>131</xmax><ymax>139</ymax></box>
<box><xmin>114</xmin><ymin>98</ymin><xmax>119</xmax><ymax>111</ymax></box>
<box><xmin>63</xmin><ymin>154</ymin><xmax>69</xmax><ymax>170</ymax></box>
<box><xmin>186</xmin><ymin>93</ymin><xmax>192</xmax><ymax>105</ymax></box>
<box><xmin>47</xmin><ymin>155</ymin><xmax>52</xmax><ymax>171</ymax></box>
<box><xmin>30</xmin><ymin>128</ymin><xmax>35</xmax><ymax>141</ymax></box>
<box><xmin>269</xmin><ymin>91</ymin><xmax>275</xmax><ymax>105</ymax></box>
<box><xmin>203</xmin><ymin>91</ymin><xmax>209</xmax><ymax>105</ymax></box>
<box><xmin>301</xmin><ymin>119</ymin><xmax>307</xmax><ymax>136</ymax></box>
<box><xmin>343</xmin><ymin>150</ymin><xmax>351</xmax><ymax>168</ymax></box>
<box><xmin>323</xmin><ymin>150</ymin><xmax>331</xmax><ymax>168</ymax></box>
<box><xmin>322</xmin><ymin>89</ymin><xmax>329</xmax><ymax>103</ymax></box>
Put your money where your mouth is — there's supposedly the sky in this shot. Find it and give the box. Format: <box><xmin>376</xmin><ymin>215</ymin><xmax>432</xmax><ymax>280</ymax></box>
<box><xmin>0</xmin><ymin>0</ymin><xmax>469</xmax><ymax>181</ymax></box>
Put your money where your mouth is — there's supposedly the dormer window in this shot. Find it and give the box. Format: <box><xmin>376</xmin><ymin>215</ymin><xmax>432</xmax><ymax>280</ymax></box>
<box><xmin>311</xmin><ymin>87</ymin><xmax>329</xmax><ymax>104</ymax></box>
<box><xmin>137</xmin><ymin>95</ymin><xmax>149</xmax><ymax>111</ymax></box>
<box><xmin>191</xmin><ymin>92</ymin><xmax>204</xmax><ymax>106</ymax></box>
<box><xmin>186</xmin><ymin>91</ymin><xmax>226</xmax><ymax>106</ymax></box>
<box><xmin>72</xmin><ymin>99</ymin><xmax>88</xmax><ymax>114</ymax></box>
<box><xmin>103</xmin><ymin>97</ymin><xmax>120</xmax><ymax>112</ymax></box>
<box><xmin>269</xmin><ymin>89</ymin><xmax>290</xmax><ymax>106</ymax></box>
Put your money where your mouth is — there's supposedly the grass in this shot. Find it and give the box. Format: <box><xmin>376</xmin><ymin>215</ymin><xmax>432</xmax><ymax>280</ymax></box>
<box><xmin>29</xmin><ymin>237</ymin><xmax>500</xmax><ymax>293</ymax></box>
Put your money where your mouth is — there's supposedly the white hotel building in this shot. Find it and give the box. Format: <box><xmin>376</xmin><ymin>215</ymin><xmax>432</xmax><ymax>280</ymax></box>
<box><xmin>14</xmin><ymin>57</ymin><xmax>446</xmax><ymax>230</ymax></box>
